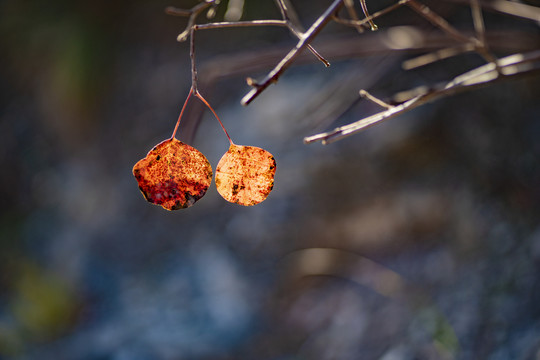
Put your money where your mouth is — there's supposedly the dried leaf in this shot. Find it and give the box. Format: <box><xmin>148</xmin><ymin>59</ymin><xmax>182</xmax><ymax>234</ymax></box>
<box><xmin>133</xmin><ymin>138</ymin><xmax>212</xmax><ymax>210</ymax></box>
<box><xmin>215</xmin><ymin>144</ymin><xmax>276</xmax><ymax>206</ymax></box>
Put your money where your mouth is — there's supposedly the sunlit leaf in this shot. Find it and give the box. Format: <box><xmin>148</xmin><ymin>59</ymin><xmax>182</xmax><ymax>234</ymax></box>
<box><xmin>133</xmin><ymin>138</ymin><xmax>212</xmax><ymax>210</ymax></box>
<box><xmin>215</xmin><ymin>144</ymin><xmax>276</xmax><ymax>206</ymax></box>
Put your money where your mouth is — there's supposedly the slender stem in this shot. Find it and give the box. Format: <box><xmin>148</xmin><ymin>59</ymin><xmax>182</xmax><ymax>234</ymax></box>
<box><xmin>276</xmin><ymin>0</ymin><xmax>293</xmax><ymax>24</ymax></box>
<box><xmin>192</xmin><ymin>21</ymin><xmax>329</xmax><ymax>67</ymax></box>
<box><xmin>470</xmin><ymin>0</ymin><xmax>486</xmax><ymax>45</ymax></box>
<box><xmin>241</xmin><ymin>0</ymin><xmax>344</xmax><ymax>106</ymax></box>
<box><xmin>188</xmin><ymin>23</ymin><xmax>233</xmax><ymax>144</ymax></box>
<box><xmin>275</xmin><ymin>0</ymin><xmax>330</xmax><ymax>66</ymax></box>
<box><xmin>304</xmin><ymin>50</ymin><xmax>540</xmax><ymax>145</ymax></box>
<box><xmin>359</xmin><ymin>0</ymin><xmax>378</xmax><ymax>30</ymax></box>
<box><xmin>359</xmin><ymin>90</ymin><xmax>393</xmax><ymax>109</ymax></box>
<box><xmin>344</xmin><ymin>0</ymin><xmax>365</xmax><ymax>33</ymax></box>
<box><xmin>402</xmin><ymin>43</ymin><xmax>476</xmax><ymax>70</ymax></box>
<box><xmin>165</xmin><ymin>6</ymin><xmax>191</xmax><ymax>16</ymax></box>
<box><xmin>194</xmin><ymin>20</ymin><xmax>288</xmax><ymax>30</ymax></box>
<box><xmin>469</xmin><ymin>0</ymin><xmax>500</xmax><ymax>66</ymax></box>
<box><xmin>174</xmin><ymin>1</ymin><xmax>214</xmax><ymax>41</ymax></box>
<box><xmin>407</xmin><ymin>0</ymin><xmax>472</xmax><ymax>44</ymax></box>
<box><xmin>195</xmin><ymin>90</ymin><xmax>234</xmax><ymax>145</ymax></box>
<box><xmin>171</xmin><ymin>88</ymin><xmax>194</xmax><ymax>139</ymax></box>
<box><xmin>190</xmin><ymin>27</ymin><xmax>198</xmax><ymax>91</ymax></box>
<box><xmin>332</xmin><ymin>0</ymin><xmax>409</xmax><ymax>29</ymax></box>
<box><xmin>445</xmin><ymin>0</ymin><xmax>540</xmax><ymax>22</ymax></box>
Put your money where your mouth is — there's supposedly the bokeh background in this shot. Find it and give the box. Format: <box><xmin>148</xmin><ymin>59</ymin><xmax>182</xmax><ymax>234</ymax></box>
<box><xmin>1</xmin><ymin>0</ymin><xmax>540</xmax><ymax>359</ymax></box>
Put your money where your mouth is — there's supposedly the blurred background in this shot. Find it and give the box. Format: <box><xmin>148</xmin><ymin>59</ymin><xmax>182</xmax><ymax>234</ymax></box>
<box><xmin>1</xmin><ymin>0</ymin><xmax>540</xmax><ymax>359</ymax></box>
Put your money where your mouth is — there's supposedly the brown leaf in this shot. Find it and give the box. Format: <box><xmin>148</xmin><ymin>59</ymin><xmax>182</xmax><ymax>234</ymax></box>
<box><xmin>215</xmin><ymin>144</ymin><xmax>276</xmax><ymax>206</ymax></box>
<box><xmin>133</xmin><ymin>138</ymin><xmax>212</xmax><ymax>210</ymax></box>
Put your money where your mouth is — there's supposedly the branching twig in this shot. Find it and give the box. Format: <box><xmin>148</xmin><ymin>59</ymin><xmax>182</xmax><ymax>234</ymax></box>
<box><xmin>359</xmin><ymin>90</ymin><xmax>393</xmax><ymax>109</ymax></box>
<box><xmin>344</xmin><ymin>0</ymin><xmax>365</xmax><ymax>33</ymax></box>
<box><xmin>470</xmin><ymin>0</ymin><xmax>486</xmax><ymax>45</ymax></box>
<box><xmin>333</xmin><ymin>0</ymin><xmax>410</xmax><ymax>29</ymax></box>
<box><xmin>304</xmin><ymin>50</ymin><xmax>540</xmax><ymax>145</ymax></box>
<box><xmin>240</xmin><ymin>0</ymin><xmax>345</xmax><ymax>106</ymax></box>
<box><xmin>402</xmin><ymin>43</ymin><xmax>476</xmax><ymax>70</ymax></box>
<box><xmin>166</xmin><ymin>0</ymin><xmax>539</xmax><ymax>146</ymax></box>
<box><xmin>406</xmin><ymin>0</ymin><xmax>473</xmax><ymax>44</ymax></box>
<box><xmin>406</xmin><ymin>0</ymin><xmax>500</xmax><ymax>65</ymax></box>
<box><xmin>172</xmin><ymin>24</ymin><xmax>233</xmax><ymax>144</ymax></box>
<box><xmin>359</xmin><ymin>0</ymin><xmax>378</xmax><ymax>30</ymax></box>
<box><xmin>166</xmin><ymin>1</ymin><xmax>215</xmax><ymax>42</ymax></box>
<box><xmin>469</xmin><ymin>0</ymin><xmax>500</xmax><ymax>67</ymax></box>
<box><xmin>169</xmin><ymin>0</ymin><xmax>330</xmax><ymax>66</ymax></box>
<box><xmin>447</xmin><ymin>0</ymin><xmax>540</xmax><ymax>22</ymax></box>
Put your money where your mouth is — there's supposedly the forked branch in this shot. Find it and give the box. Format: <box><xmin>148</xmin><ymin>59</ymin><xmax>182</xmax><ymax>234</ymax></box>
<box><xmin>304</xmin><ymin>50</ymin><xmax>540</xmax><ymax>145</ymax></box>
<box><xmin>166</xmin><ymin>0</ymin><xmax>539</xmax><ymax>146</ymax></box>
<box><xmin>240</xmin><ymin>0</ymin><xmax>345</xmax><ymax>105</ymax></box>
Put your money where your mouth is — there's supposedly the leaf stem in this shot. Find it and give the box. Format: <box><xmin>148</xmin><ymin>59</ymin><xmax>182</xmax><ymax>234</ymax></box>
<box><xmin>171</xmin><ymin>87</ymin><xmax>194</xmax><ymax>139</ymax></box>
<box><xmin>195</xmin><ymin>90</ymin><xmax>234</xmax><ymax>145</ymax></box>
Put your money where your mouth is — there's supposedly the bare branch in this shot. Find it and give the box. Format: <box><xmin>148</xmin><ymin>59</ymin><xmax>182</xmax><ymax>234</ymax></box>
<box><xmin>406</xmin><ymin>0</ymin><xmax>500</xmax><ymax>65</ymax></box>
<box><xmin>166</xmin><ymin>0</ymin><xmax>538</xmax><ymax>146</ymax></box>
<box><xmin>402</xmin><ymin>43</ymin><xmax>476</xmax><ymax>70</ymax></box>
<box><xmin>241</xmin><ymin>0</ymin><xmax>345</xmax><ymax>106</ymax></box>
<box><xmin>170</xmin><ymin>0</ymin><xmax>330</xmax><ymax>66</ymax></box>
<box><xmin>275</xmin><ymin>0</ymin><xmax>301</xmax><ymax>29</ymax></box>
<box><xmin>193</xmin><ymin>20</ymin><xmax>288</xmax><ymax>30</ymax></box>
<box><xmin>164</xmin><ymin>7</ymin><xmax>192</xmax><ymax>17</ymax></box>
<box><xmin>304</xmin><ymin>50</ymin><xmax>540</xmax><ymax>145</ymax></box>
<box><xmin>344</xmin><ymin>0</ymin><xmax>365</xmax><ymax>33</ymax></box>
<box><xmin>166</xmin><ymin>1</ymin><xmax>215</xmax><ymax>42</ymax></box>
<box><xmin>332</xmin><ymin>0</ymin><xmax>409</xmax><ymax>30</ymax></box>
<box><xmin>470</xmin><ymin>0</ymin><xmax>487</xmax><ymax>45</ymax></box>
<box><xmin>490</xmin><ymin>0</ymin><xmax>540</xmax><ymax>21</ymax></box>
<box><xmin>359</xmin><ymin>90</ymin><xmax>393</xmax><ymax>109</ymax></box>
<box><xmin>359</xmin><ymin>0</ymin><xmax>378</xmax><ymax>30</ymax></box>
<box><xmin>447</xmin><ymin>0</ymin><xmax>540</xmax><ymax>22</ymax></box>
<box><xmin>190</xmin><ymin>27</ymin><xmax>198</xmax><ymax>91</ymax></box>
<box><xmin>406</xmin><ymin>0</ymin><xmax>473</xmax><ymax>44</ymax></box>
<box><xmin>274</xmin><ymin>0</ymin><xmax>331</xmax><ymax>67</ymax></box>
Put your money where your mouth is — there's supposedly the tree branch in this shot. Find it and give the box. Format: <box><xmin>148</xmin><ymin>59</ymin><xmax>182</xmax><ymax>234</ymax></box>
<box><xmin>304</xmin><ymin>50</ymin><xmax>540</xmax><ymax>145</ymax></box>
<box><xmin>240</xmin><ymin>0</ymin><xmax>345</xmax><ymax>106</ymax></box>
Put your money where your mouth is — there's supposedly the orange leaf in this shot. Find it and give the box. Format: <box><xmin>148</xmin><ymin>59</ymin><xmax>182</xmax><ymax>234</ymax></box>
<box><xmin>215</xmin><ymin>144</ymin><xmax>276</xmax><ymax>206</ymax></box>
<box><xmin>133</xmin><ymin>138</ymin><xmax>212</xmax><ymax>210</ymax></box>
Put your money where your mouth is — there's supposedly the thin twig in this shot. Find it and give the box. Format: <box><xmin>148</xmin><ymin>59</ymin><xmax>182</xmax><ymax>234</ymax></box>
<box><xmin>406</xmin><ymin>0</ymin><xmax>501</xmax><ymax>65</ymax></box>
<box><xmin>332</xmin><ymin>0</ymin><xmax>409</xmax><ymax>30</ymax></box>
<box><xmin>165</xmin><ymin>6</ymin><xmax>191</xmax><ymax>17</ymax></box>
<box><xmin>359</xmin><ymin>90</ymin><xmax>393</xmax><ymax>109</ymax></box>
<box><xmin>188</xmin><ymin>20</ymin><xmax>330</xmax><ymax>67</ymax></box>
<box><xmin>194</xmin><ymin>20</ymin><xmax>288</xmax><ymax>30</ymax></box>
<box><xmin>402</xmin><ymin>43</ymin><xmax>476</xmax><ymax>70</ymax></box>
<box><xmin>470</xmin><ymin>0</ymin><xmax>486</xmax><ymax>45</ymax></box>
<box><xmin>359</xmin><ymin>0</ymin><xmax>378</xmax><ymax>30</ymax></box>
<box><xmin>241</xmin><ymin>0</ymin><xmax>345</xmax><ymax>106</ymax></box>
<box><xmin>446</xmin><ymin>0</ymin><xmax>540</xmax><ymax>22</ymax></box>
<box><xmin>190</xmin><ymin>27</ymin><xmax>198</xmax><ymax>91</ymax></box>
<box><xmin>275</xmin><ymin>0</ymin><xmax>297</xmax><ymax>28</ymax></box>
<box><xmin>170</xmin><ymin>0</ymin><xmax>330</xmax><ymax>67</ymax></box>
<box><xmin>344</xmin><ymin>0</ymin><xmax>365</xmax><ymax>33</ymax></box>
<box><xmin>469</xmin><ymin>0</ymin><xmax>500</xmax><ymax>66</ymax></box>
<box><xmin>304</xmin><ymin>50</ymin><xmax>540</xmax><ymax>145</ymax></box>
<box><xmin>406</xmin><ymin>0</ymin><xmax>473</xmax><ymax>44</ymax></box>
<box><xmin>275</xmin><ymin>0</ymin><xmax>331</xmax><ymax>66</ymax></box>
<box><xmin>168</xmin><ymin>1</ymin><xmax>215</xmax><ymax>42</ymax></box>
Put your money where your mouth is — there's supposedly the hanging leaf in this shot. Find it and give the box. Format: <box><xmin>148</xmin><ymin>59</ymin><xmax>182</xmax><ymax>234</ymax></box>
<box><xmin>133</xmin><ymin>138</ymin><xmax>212</xmax><ymax>210</ymax></box>
<box><xmin>215</xmin><ymin>144</ymin><xmax>276</xmax><ymax>206</ymax></box>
